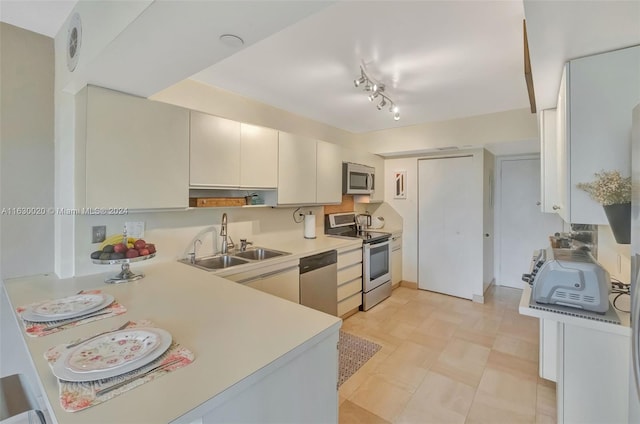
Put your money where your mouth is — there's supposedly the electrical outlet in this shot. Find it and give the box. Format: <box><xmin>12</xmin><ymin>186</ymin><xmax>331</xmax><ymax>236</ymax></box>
<box><xmin>92</xmin><ymin>225</ymin><xmax>106</xmax><ymax>243</ymax></box>
<box><xmin>125</xmin><ymin>222</ymin><xmax>145</xmax><ymax>238</ymax></box>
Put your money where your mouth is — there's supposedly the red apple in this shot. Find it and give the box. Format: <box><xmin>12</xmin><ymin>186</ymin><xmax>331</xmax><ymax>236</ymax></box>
<box><xmin>113</xmin><ymin>243</ymin><xmax>127</xmax><ymax>253</ymax></box>
<box><xmin>125</xmin><ymin>249</ymin><xmax>139</xmax><ymax>259</ymax></box>
<box><xmin>146</xmin><ymin>243</ymin><xmax>156</xmax><ymax>254</ymax></box>
<box><xmin>134</xmin><ymin>239</ymin><xmax>146</xmax><ymax>250</ymax></box>
<box><xmin>139</xmin><ymin>248</ymin><xmax>150</xmax><ymax>256</ymax></box>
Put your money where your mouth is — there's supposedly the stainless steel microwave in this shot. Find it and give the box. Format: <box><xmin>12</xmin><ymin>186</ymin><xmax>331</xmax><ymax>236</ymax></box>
<box><xmin>343</xmin><ymin>162</ymin><xmax>375</xmax><ymax>195</ymax></box>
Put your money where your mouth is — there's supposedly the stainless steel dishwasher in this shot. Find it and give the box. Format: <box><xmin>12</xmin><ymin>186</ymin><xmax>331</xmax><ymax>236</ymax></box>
<box><xmin>299</xmin><ymin>250</ymin><xmax>338</xmax><ymax>316</ymax></box>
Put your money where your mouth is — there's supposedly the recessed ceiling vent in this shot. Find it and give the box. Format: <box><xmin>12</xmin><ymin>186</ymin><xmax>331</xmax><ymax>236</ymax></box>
<box><xmin>66</xmin><ymin>12</ymin><xmax>82</xmax><ymax>72</ymax></box>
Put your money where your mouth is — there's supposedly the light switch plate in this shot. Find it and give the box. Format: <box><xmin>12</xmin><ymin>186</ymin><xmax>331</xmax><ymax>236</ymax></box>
<box><xmin>125</xmin><ymin>222</ymin><xmax>145</xmax><ymax>238</ymax></box>
<box><xmin>92</xmin><ymin>225</ymin><xmax>106</xmax><ymax>243</ymax></box>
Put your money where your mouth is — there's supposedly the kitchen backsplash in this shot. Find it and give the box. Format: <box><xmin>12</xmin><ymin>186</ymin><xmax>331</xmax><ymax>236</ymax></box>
<box><xmin>74</xmin><ymin>206</ymin><xmax>323</xmax><ymax>276</ymax></box>
<box><xmin>597</xmin><ymin>224</ymin><xmax>631</xmax><ymax>283</ymax></box>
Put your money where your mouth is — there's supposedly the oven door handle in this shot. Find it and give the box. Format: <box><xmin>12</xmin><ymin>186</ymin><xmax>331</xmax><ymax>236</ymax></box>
<box><xmin>368</xmin><ymin>239</ymin><xmax>391</xmax><ymax>248</ymax></box>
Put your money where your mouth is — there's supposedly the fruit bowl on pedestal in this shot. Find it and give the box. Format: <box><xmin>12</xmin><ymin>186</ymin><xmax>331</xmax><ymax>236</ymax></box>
<box><xmin>90</xmin><ymin>235</ymin><xmax>157</xmax><ymax>284</ymax></box>
<box><xmin>91</xmin><ymin>254</ymin><xmax>156</xmax><ymax>284</ymax></box>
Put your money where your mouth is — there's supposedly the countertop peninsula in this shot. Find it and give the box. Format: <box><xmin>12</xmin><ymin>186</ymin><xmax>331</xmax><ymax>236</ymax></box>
<box><xmin>2</xmin><ymin>235</ymin><xmax>362</xmax><ymax>423</ymax></box>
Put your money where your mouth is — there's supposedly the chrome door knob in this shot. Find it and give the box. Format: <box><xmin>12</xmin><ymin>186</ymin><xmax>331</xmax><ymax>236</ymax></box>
<box><xmin>536</xmin><ymin>201</ymin><xmax>541</xmax><ymax>206</ymax></box>
<box><xmin>552</xmin><ymin>205</ymin><xmax>561</xmax><ymax>210</ymax></box>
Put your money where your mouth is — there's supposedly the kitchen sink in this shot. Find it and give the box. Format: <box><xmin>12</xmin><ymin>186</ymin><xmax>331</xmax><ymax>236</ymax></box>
<box><xmin>190</xmin><ymin>255</ymin><xmax>250</xmax><ymax>270</ymax></box>
<box><xmin>233</xmin><ymin>247</ymin><xmax>290</xmax><ymax>261</ymax></box>
<box><xmin>180</xmin><ymin>247</ymin><xmax>291</xmax><ymax>271</ymax></box>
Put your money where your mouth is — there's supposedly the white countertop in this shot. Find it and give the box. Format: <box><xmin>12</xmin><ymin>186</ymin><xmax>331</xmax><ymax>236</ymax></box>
<box><xmin>518</xmin><ymin>283</ymin><xmax>631</xmax><ymax>337</ymax></box>
<box><xmin>209</xmin><ymin>233</ymin><xmax>362</xmax><ymax>277</ymax></box>
<box><xmin>2</xmin><ymin>234</ymin><xmax>352</xmax><ymax>424</ymax></box>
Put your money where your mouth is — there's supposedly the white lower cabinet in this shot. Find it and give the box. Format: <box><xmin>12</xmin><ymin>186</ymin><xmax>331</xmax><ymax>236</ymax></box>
<box><xmin>539</xmin><ymin>318</ymin><xmax>558</xmax><ymax>382</ymax></box>
<box><xmin>201</xmin><ymin>328</ymin><xmax>339</xmax><ymax>424</ymax></box>
<box><xmin>391</xmin><ymin>232</ymin><xmax>402</xmax><ymax>287</ymax></box>
<box><xmin>337</xmin><ymin>245</ymin><xmax>362</xmax><ymax>317</ymax></box>
<box><xmin>557</xmin><ymin>323</ymin><xmax>630</xmax><ymax>423</ymax></box>
<box><xmin>225</xmin><ymin>260</ymin><xmax>300</xmax><ymax>303</ymax></box>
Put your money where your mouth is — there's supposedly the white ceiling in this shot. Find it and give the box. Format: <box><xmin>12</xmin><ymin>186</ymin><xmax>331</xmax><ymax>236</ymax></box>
<box><xmin>1</xmin><ymin>1</ymin><xmax>639</xmax><ymax>134</ymax></box>
<box><xmin>0</xmin><ymin>0</ymin><xmax>76</xmax><ymax>37</ymax></box>
<box><xmin>193</xmin><ymin>1</ymin><xmax>530</xmax><ymax>133</ymax></box>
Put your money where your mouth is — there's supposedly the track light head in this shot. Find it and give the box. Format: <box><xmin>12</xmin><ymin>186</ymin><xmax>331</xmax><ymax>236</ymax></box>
<box><xmin>354</xmin><ymin>66</ymin><xmax>400</xmax><ymax>120</ymax></box>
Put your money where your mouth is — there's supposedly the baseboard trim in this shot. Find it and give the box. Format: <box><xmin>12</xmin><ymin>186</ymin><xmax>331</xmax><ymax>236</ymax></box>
<box><xmin>400</xmin><ymin>281</ymin><xmax>418</xmax><ymax>289</ymax></box>
<box><xmin>339</xmin><ymin>307</ymin><xmax>360</xmax><ymax>320</ymax></box>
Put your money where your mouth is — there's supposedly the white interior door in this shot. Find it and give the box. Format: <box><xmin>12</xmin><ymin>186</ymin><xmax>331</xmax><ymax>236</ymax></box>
<box><xmin>498</xmin><ymin>158</ymin><xmax>564</xmax><ymax>288</ymax></box>
<box><xmin>418</xmin><ymin>156</ymin><xmax>474</xmax><ymax>299</ymax></box>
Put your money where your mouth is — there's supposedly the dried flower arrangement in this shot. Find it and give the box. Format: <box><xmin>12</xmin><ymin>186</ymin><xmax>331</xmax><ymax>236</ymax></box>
<box><xmin>576</xmin><ymin>170</ymin><xmax>631</xmax><ymax>206</ymax></box>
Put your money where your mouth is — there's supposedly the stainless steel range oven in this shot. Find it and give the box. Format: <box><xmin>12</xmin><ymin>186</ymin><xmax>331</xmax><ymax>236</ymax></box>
<box><xmin>325</xmin><ymin>212</ymin><xmax>392</xmax><ymax>310</ymax></box>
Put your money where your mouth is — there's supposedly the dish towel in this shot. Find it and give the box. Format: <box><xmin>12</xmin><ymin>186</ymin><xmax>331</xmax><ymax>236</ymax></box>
<box><xmin>44</xmin><ymin>319</ymin><xmax>194</xmax><ymax>412</ymax></box>
<box><xmin>16</xmin><ymin>289</ymin><xmax>127</xmax><ymax>337</ymax></box>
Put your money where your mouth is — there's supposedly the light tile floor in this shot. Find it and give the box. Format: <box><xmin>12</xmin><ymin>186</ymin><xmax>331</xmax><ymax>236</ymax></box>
<box><xmin>339</xmin><ymin>285</ymin><xmax>556</xmax><ymax>424</ymax></box>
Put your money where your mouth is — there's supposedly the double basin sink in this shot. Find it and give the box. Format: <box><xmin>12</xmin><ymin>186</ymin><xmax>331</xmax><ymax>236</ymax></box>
<box><xmin>181</xmin><ymin>247</ymin><xmax>290</xmax><ymax>271</ymax></box>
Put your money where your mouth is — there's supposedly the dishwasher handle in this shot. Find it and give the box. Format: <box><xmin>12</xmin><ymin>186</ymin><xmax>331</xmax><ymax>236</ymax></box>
<box><xmin>299</xmin><ymin>250</ymin><xmax>337</xmax><ymax>274</ymax></box>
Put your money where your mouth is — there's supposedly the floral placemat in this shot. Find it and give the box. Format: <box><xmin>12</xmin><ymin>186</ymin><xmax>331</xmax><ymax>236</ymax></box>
<box><xmin>44</xmin><ymin>319</ymin><xmax>194</xmax><ymax>412</ymax></box>
<box><xmin>16</xmin><ymin>290</ymin><xmax>127</xmax><ymax>337</ymax></box>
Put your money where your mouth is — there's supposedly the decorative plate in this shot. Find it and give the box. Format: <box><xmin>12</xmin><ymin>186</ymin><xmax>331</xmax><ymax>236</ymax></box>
<box><xmin>52</xmin><ymin>328</ymin><xmax>172</xmax><ymax>382</ymax></box>
<box><xmin>65</xmin><ymin>328</ymin><xmax>162</xmax><ymax>373</ymax></box>
<box><xmin>22</xmin><ymin>294</ymin><xmax>114</xmax><ymax>322</ymax></box>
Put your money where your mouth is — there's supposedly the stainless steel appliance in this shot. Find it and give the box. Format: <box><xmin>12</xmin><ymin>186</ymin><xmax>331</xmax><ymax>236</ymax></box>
<box><xmin>325</xmin><ymin>212</ymin><xmax>391</xmax><ymax>310</ymax></box>
<box><xmin>523</xmin><ymin>247</ymin><xmax>610</xmax><ymax>313</ymax></box>
<box><xmin>343</xmin><ymin>162</ymin><xmax>375</xmax><ymax>195</ymax></box>
<box><xmin>299</xmin><ymin>250</ymin><xmax>338</xmax><ymax>315</ymax></box>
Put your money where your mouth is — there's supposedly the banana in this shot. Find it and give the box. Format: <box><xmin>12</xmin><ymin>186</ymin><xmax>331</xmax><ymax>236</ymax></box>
<box><xmin>99</xmin><ymin>235</ymin><xmax>136</xmax><ymax>250</ymax></box>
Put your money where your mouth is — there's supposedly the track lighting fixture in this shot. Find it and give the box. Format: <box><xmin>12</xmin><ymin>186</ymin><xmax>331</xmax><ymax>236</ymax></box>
<box><xmin>353</xmin><ymin>66</ymin><xmax>399</xmax><ymax>121</ymax></box>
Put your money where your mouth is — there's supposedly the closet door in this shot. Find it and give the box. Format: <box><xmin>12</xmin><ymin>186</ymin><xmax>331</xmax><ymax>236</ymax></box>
<box><xmin>418</xmin><ymin>156</ymin><xmax>475</xmax><ymax>299</ymax></box>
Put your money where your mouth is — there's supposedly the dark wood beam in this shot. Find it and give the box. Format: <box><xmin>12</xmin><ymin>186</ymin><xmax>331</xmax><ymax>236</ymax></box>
<box><xmin>524</xmin><ymin>19</ymin><xmax>537</xmax><ymax>114</ymax></box>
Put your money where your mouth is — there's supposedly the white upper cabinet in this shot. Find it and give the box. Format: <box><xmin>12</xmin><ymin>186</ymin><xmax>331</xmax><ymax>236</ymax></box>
<box><xmin>278</xmin><ymin>132</ymin><xmax>317</xmax><ymax>205</ymax></box>
<box><xmin>190</xmin><ymin>114</ymin><xmax>279</xmax><ymax>190</ymax></box>
<box><xmin>539</xmin><ymin>109</ymin><xmax>560</xmax><ymax>214</ymax></box>
<box><xmin>190</xmin><ymin>112</ymin><xmax>241</xmax><ymax>187</ymax></box>
<box><xmin>81</xmin><ymin>86</ymin><xmax>189</xmax><ymax>209</ymax></box>
<box><xmin>240</xmin><ymin>124</ymin><xmax>278</xmax><ymax>189</ymax></box>
<box><xmin>316</xmin><ymin>140</ymin><xmax>342</xmax><ymax>204</ymax></box>
<box><xmin>556</xmin><ymin>46</ymin><xmax>639</xmax><ymax>224</ymax></box>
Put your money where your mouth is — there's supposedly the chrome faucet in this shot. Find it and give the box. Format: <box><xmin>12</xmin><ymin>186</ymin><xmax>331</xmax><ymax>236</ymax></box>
<box><xmin>188</xmin><ymin>239</ymin><xmax>202</xmax><ymax>264</ymax></box>
<box><xmin>220</xmin><ymin>213</ymin><xmax>229</xmax><ymax>254</ymax></box>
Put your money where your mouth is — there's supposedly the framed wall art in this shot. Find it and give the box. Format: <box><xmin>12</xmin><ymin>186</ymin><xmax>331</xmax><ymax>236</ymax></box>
<box><xmin>394</xmin><ymin>171</ymin><xmax>407</xmax><ymax>199</ymax></box>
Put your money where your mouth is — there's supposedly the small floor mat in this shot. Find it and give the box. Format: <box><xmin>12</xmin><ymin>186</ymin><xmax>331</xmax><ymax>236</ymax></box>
<box><xmin>338</xmin><ymin>331</ymin><xmax>382</xmax><ymax>387</ymax></box>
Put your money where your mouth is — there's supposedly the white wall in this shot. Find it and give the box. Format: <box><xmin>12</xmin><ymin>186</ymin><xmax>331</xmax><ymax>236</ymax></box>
<box><xmin>0</xmin><ymin>23</ymin><xmax>54</xmax><ymax>279</ymax></box>
<box><xmin>0</xmin><ymin>23</ymin><xmax>53</xmax><ymax>407</ymax></box>
<box><xmin>383</xmin><ymin>157</ymin><xmax>420</xmax><ymax>283</ymax></box>
<box><xmin>151</xmin><ymin>79</ymin><xmax>358</xmax><ymax>149</ymax></box>
<box><xmin>74</xmin><ymin>206</ymin><xmax>323</xmax><ymax>276</ymax></box>
<box><xmin>359</xmin><ymin>108</ymin><xmax>538</xmax><ymax>155</ymax></box>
